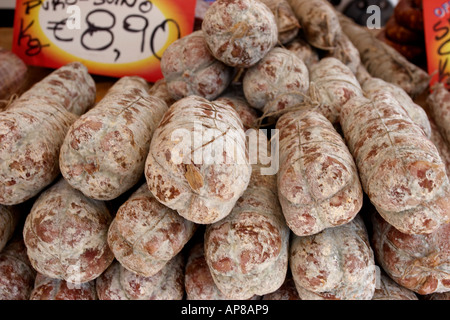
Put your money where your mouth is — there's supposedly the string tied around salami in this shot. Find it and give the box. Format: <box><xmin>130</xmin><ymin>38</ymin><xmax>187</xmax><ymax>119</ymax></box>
<box><xmin>401</xmin><ymin>251</ymin><xmax>450</xmax><ymax>280</ymax></box>
<box><xmin>252</xmin><ymin>82</ymin><xmax>325</xmax><ymax>128</ymax></box>
<box><xmin>0</xmin><ymin>94</ymin><xmax>19</xmax><ymax>110</ymax></box>
<box><xmin>272</xmin><ymin>0</ymin><xmax>301</xmax><ymax>34</ymax></box>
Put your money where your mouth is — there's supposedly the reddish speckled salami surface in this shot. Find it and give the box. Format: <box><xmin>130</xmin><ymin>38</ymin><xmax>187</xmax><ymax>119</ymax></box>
<box><xmin>429</xmin><ymin>119</ymin><xmax>450</xmax><ymax>178</ymax></box>
<box><xmin>161</xmin><ymin>31</ymin><xmax>233</xmax><ymax>101</ymax></box>
<box><xmin>309</xmin><ymin>57</ymin><xmax>363</xmax><ymax>125</ymax></box>
<box><xmin>0</xmin><ymin>238</ymin><xmax>36</xmax><ymax>300</ymax></box>
<box><xmin>355</xmin><ymin>64</ymin><xmax>372</xmax><ymax>86</ymax></box>
<box><xmin>363</xmin><ymin>77</ymin><xmax>431</xmax><ymax>139</ymax></box>
<box><xmin>10</xmin><ymin>62</ymin><xmax>95</xmax><ymax>116</ymax></box>
<box><xmin>339</xmin><ymin>13</ymin><xmax>429</xmax><ymax>98</ymax></box>
<box><xmin>258</xmin><ymin>0</ymin><xmax>300</xmax><ymax>44</ymax></box>
<box><xmin>243</xmin><ymin>47</ymin><xmax>309</xmax><ymax>115</ymax></box>
<box><xmin>427</xmin><ymin>82</ymin><xmax>450</xmax><ymax>147</ymax></box>
<box><xmin>23</xmin><ymin>179</ymin><xmax>114</xmax><ymax>284</ymax></box>
<box><xmin>277</xmin><ymin>110</ymin><xmax>363</xmax><ymax>236</ymax></box>
<box><xmin>326</xmin><ymin>33</ymin><xmax>360</xmax><ymax>75</ymax></box>
<box><xmin>0</xmin><ymin>47</ymin><xmax>27</xmax><ymax>103</ymax></box>
<box><xmin>145</xmin><ymin>95</ymin><xmax>251</xmax><ymax>224</ymax></box>
<box><xmin>0</xmin><ymin>99</ymin><xmax>78</xmax><ymax>205</ymax></box>
<box><xmin>96</xmin><ymin>255</ymin><xmax>184</xmax><ymax>300</ymax></box>
<box><xmin>287</xmin><ymin>0</ymin><xmax>341</xmax><ymax>50</ymax></box>
<box><xmin>185</xmin><ymin>242</ymin><xmax>229</xmax><ymax>300</ymax></box>
<box><xmin>0</xmin><ymin>62</ymin><xmax>95</xmax><ymax>206</ymax></box>
<box><xmin>60</xmin><ymin>76</ymin><xmax>168</xmax><ymax>201</ymax></box>
<box><xmin>107</xmin><ymin>183</ymin><xmax>196</xmax><ymax>277</ymax></box>
<box><xmin>0</xmin><ymin>205</ymin><xmax>19</xmax><ymax>252</ymax></box>
<box><xmin>262</xmin><ymin>275</ymin><xmax>301</xmax><ymax>300</ymax></box>
<box><xmin>30</xmin><ymin>273</ymin><xmax>97</xmax><ymax>300</ymax></box>
<box><xmin>290</xmin><ymin>215</ymin><xmax>376</xmax><ymax>300</ymax></box>
<box><xmin>340</xmin><ymin>94</ymin><xmax>450</xmax><ymax>235</ymax></box>
<box><xmin>216</xmin><ymin>92</ymin><xmax>259</xmax><ymax>130</ymax></box>
<box><xmin>103</xmin><ymin>76</ymin><xmax>148</xmax><ymax>97</ymax></box>
<box><xmin>204</xmin><ymin>160</ymin><xmax>290</xmax><ymax>300</ymax></box>
<box><xmin>372</xmin><ymin>272</ymin><xmax>418</xmax><ymax>300</ymax></box>
<box><xmin>148</xmin><ymin>78</ymin><xmax>176</xmax><ymax>107</ymax></box>
<box><xmin>285</xmin><ymin>37</ymin><xmax>319</xmax><ymax>71</ymax></box>
<box><xmin>371</xmin><ymin>212</ymin><xmax>450</xmax><ymax>295</ymax></box>
<box><xmin>202</xmin><ymin>0</ymin><xmax>278</xmax><ymax>68</ymax></box>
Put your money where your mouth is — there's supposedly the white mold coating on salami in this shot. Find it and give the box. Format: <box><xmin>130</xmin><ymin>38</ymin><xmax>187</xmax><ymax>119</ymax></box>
<box><xmin>287</xmin><ymin>0</ymin><xmax>342</xmax><ymax>50</ymax></box>
<box><xmin>372</xmin><ymin>271</ymin><xmax>418</xmax><ymax>300</ymax></box>
<box><xmin>0</xmin><ymin>47</ymin><xmax>27</xmax><ymax>102</ymax></box>
<box><xmin>309</xmin><ymin>57</ymin><xmax>363</xmax><ymax>125</ymax></box>
<box><xmin>285</xmin><ymin>37</ymin><xmax>320</xmax><ymax>71</ymax></box>
<box><xmin>290</xmin><ymin>215</ymin><xmax>376</xmax><ymax>300</ymax></box>
<box><xmin>185</xmin><ymin>242</ymin><xmax>229</xmax><ymax>300</ymax></box>
<box><xmin>145</xmin><ymin>95</ymin><xmax>251</xmax><ymax>225</ymax></box>
<box><xmin>340</xmin><ymin>94</ymin><xmax>450</xmax><ymax>235</ymax></box>
<box><xmin>0</xmin><ymin>99</ymin><xmax>78</xmax><ymax>205</ymax></box>
<box><xmin>215</xmin><ymin>93</ymin><xmax>259</xmax><ymax>130</ymax></box>
<box><xmin>258</xmin><ymin>0</ymin><xmax>300</xmax><ymax>44</ymax></box>
<box><xmin>326</xmin><ymin>33</ymin><xmax>361</xmax><ymax>75</ymax></box>
<box><xmin>107</xmin><ymin>183</ymin><xmax>196</xmax><ymax>277</ymax></box>
<box><xmin>23</xmin><ymin>179</ymin><xmax>114</xmax><ymax>284</ymax></box>
<box><xmin>148</xmin><ymin>78</ymin><xmax>176</xmax><ymax>107</ymax></box>
<box><xmin>363</xmin><ymin>77</ymin><xmax>431</xmax><ymax>139</ymax></box>
<box><xmin>11</xmin><ymin>62</ymin><xmax>95</xmax><ymax>116</ymax></box>
<box><xmin>243</xmin><ymin>47</ymin><xmax>309</xmax><ymax>115</ymax></box>
<box><xmin>0</xmin><ymin>239</ymin><xmax>36</xmax><ymax>300</ymax></box>
<box><xmin>204</xmin><ymin>160</ymin><xmax>290</xmax><ymax>300</ymax></box>
<box><xmin>59</xmin><ymin>76</ymin><xmax>168</xmax><ymax>201</ymax></box>
<box><xmin>0</xmin><ymin>62</ymin><xmax>95</xmax><ymax>206</ymax></box>
<box><xmin>427</xmin><ymin>82</ymin><xmax>450</xmax><ymax>146</ymax></box>
<box><xmin>338</xmin><ymin>13</ymin><xmax>429</xmax><ymax>98</ymax></box>
<box><xmin>30</xmin><ymin>273</ymin><xmax>97</xmax><ymax>300</ymax></box>
<box><xmin>429</xmin><ymin>119</ymin><xmax>450</xmax><ymax>178</ymax></box>
<box><xmin>202</xmin><ymin>0</ymin><xmax>278</xmax><ymax>68</ymax></box>
<box><xmin>96</xmin><ymin>255</ymin><xmax>184</xmax><ymax>300</ymax></box>
<box><xmin>261</xmin><ymin>276</ymin><xmax>301</xmax><ymax>300</ymax></box>
<box><xmin>371</xmin><ymin>212</ymin><xmax>450</xmax><ymax>295</ymax></box>
<box><xmin>103</xmin><ymin>75</ymin><xmax>149</xmax><ymax>97</ymax></box>
<box><xmin>276</xmin><ymin>110</ymin><xmax>363</xmax><ymax>236</ymax></box>
<box><xmin>0</xmin><ymin>205</ymin><xmax>19</xmax><ymax>252</ymax></box>
<box><xmin>161</xmin><ymin>30</ymin><xmax>233</xmax><ymax>101</ymax></box>
<box><xmin>355</xmin><ymin>64</ymin><xmax>372</xmax><ymax>85</ymax></box>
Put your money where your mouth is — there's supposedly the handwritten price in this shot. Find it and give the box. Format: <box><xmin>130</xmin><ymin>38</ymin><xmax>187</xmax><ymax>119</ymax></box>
<box><xmin>12</xmin><ymin>0</ymin><xmax>196</xmax><ymax>81</ymax></box>
<box><xmin>16</xmin><ymin>0</ymin><xmax>181</xmax><ymax>63</ymax></box>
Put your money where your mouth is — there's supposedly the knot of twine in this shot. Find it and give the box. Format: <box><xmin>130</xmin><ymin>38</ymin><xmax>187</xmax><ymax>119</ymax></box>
<box><xmin>0</xmin><ymin>94</ymin><xmax>19</xmax><ymax>111</ymax></box>
<box><xmin>252</xmin><ymin>82</ymin><xmax>323</xmax><ymax>129</ymax></box>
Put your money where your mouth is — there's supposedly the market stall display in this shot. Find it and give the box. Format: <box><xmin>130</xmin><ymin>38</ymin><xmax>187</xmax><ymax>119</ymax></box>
<box><xmin>0</xmin><ymin>0</ymin><xmax>448</xmax><ymax>302</ymax></box>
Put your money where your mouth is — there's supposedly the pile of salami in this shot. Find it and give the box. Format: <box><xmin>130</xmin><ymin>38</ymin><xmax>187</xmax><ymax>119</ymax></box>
<box><xmin>0</xmin><ymin>0</ymin><xmax>448</xmax><ymax>301</ymax></box>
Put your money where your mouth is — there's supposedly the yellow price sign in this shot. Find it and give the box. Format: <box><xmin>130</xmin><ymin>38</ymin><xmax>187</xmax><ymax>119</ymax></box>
<box><xmin>12</xmin><ymin>0</ymin><xmax>196</xmax><ymax>82</ymax></box>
